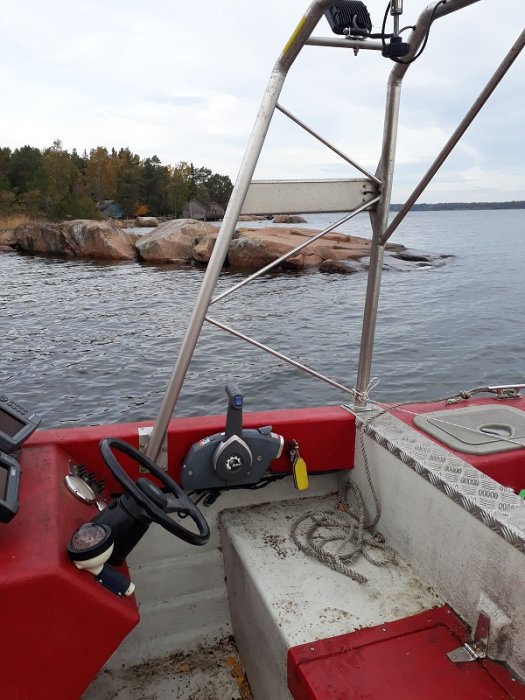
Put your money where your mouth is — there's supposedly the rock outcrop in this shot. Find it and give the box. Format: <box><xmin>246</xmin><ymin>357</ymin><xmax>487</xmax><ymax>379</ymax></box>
<box><xmin>319</xmin><ymin>259</ymin><xmax>366</xmax><ymax>274</ymax></box>
<box><xmin>135</xmin><ymin>219</ymin><xmax>219</xmax><ymax>264</ymax></box>
<box><xmin>6</xmin><ymin>217</ymin><xmax>448</xmax><ymax>274</ymax></box>
<box><xmin>228</xmin><ymin>226</ymin><xmax>383</xmax><ymax>270</ymax></box>
<box><xmin>135</xmin><ymin>216</ymin><xmax>159</xmax><ymax>228</ymax></box>
<box><xmin>393</xmin><ymin>248</ymin><xmax>452</xmax><ymax>264</ymax></box>
<box><xmin>14</xmin><ymin>220</ymin><xmax>136</xmax><ymax>259</ymax></box>
<box><xmin>0</xmin><ymin>228</ymin><xmax>16</xmax><ymax>248</ymax></box>
<box><xmin>124</xmin><ymin>231</ymin><xmax>144</xmax><ymax>247</ymax></box>
<box><xmin>272</xmin><ymin>214</ymin><xmax>307</xmax><ymax>224</ymax></box>
<box><xmin>320</xmin><ymin>249</ymin><xmax>452</xmax><ymax>274</ymax></box>
<box><xmin>135</xmin><ymin>221</ymin><xmax>412</xmax><ymax>271</ymax></box>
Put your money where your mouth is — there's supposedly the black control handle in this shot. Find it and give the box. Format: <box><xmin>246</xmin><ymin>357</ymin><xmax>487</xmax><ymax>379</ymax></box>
<box><xmin>225</xmin><ymin>384</ymin><xmax>243</xmax><ymax>440</ymax></box>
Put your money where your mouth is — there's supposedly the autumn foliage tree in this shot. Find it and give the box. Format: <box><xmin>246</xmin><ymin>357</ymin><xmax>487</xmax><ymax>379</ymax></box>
<box><xmin>0</xmin><ymin>141</ymin><xmax>233</xmax><ymax>221</ymax></box>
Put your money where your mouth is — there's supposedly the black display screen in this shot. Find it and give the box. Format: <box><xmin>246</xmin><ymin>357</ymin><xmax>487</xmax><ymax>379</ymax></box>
<box><xmin>0</xmin><ymin>409</ymin><xmax>24</xmax><ymax>438</ymax></box>
<box><xmin>0</xmin><ymin>465</ymin><xmax>7</xmax><ymax>500</ymax></box>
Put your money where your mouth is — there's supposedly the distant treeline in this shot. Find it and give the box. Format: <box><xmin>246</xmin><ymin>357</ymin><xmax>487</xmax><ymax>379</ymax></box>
<box><xmin>0</xmin><ymin>140</ymin><xmax>233</xmax><ymax>221</ymax></box>
<box><xmin>391</xmin><ymin>201</ymin><xmax>525</xmax><ymax>211</ymax></box>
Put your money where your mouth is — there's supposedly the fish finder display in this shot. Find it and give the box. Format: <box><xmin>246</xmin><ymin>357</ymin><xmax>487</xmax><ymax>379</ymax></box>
<box><xmin>0</xmin><ymin>395</ymin><xmax>40</xmax><ymax>523</ymax></box>
<box><xmin>0</xmin><ymin>396</ymin><xmax>41</xmax><ymax>454</ymax></box>
<box><xmin>0</xmin><ymin>411</ymin><xmax>25</xmax><ymax>438</ymax></box>
<box><xmin>0</xmin><ymin>453</ymin><xmax>21</xmax><ymax>523</ymax></box>
<box><xmin>0</xmin><ymin>464</ymin><xmax>7</xmax><ymax>499</ymax></box>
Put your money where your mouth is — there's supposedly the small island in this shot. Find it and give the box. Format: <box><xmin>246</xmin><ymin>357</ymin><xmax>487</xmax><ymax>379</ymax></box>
<box><xmin>0</xmin><ymin>218</ymin><xmax>450</xmax><ymax>273</ymax></box>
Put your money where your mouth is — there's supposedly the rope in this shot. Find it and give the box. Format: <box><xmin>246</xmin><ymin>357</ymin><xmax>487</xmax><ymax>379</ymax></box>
<box><xmin>290</xmin><ymin>385</ymin><xmax>494</xmax><ymax>583</ymax></box>
<box><xmin>352</xmin><ymin>376</ymin><xmax>380</xmax><ymax>405</ymax></box>
<box><xmin>290</xmin><ymin>444</ymin><xmax>396</xmax><ymax>583</ymax></box>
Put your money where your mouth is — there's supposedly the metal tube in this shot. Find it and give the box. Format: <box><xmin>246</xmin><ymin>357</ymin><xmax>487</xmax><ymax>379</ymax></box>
<box><xmin>380</xmin><ymin>27</ymin><xmax>525</xmax><ymax>245</ymax></box>
<box><xmin>146</xmin><ymin>0</ymin><xmax>337</xmax><ymax>461</ymax></box>
<box><xmin>391</xmin><ymin>0</ymin><xmax>403</xmax><ymax>14</ymax></box>
<box><xmin>276</xmin><ymin>104</ymin><xmax>382</xmax><ymax>185</ymax></box>
<box><xmin>353</xmin><ymin>0</ymin><xmax>483</xmax><ymax>407</ymax></box>
<box><xmin>390</xmin><ymin>0</ymin><xmax>481</xmax><ymax>86</ymax></box>
<box><xmin>277</xmin><ymin>0</ymin><xmax>347</xmax><ymax>73</ymax></box>
<box><xmin>305</xmin><ymin>37</ymin><xmax>384</xmax><ymax>51</ymax></box>
<box><xmin>354</xmin><ymin>81</ymin><xmax>402</xmax><ymax>407</ymax></box>
<box><xmin>145</xmin><ymin>70</ymin><xmax>286</xmax><ymax>460</ymax></box>
<box><xmin>211</xmin><ymin>197</ymin><xmax>380</xmax><ymax>306</ymax></box>
<box><xmin>205</xmin><ymin>316</ymin><xmax>356</xmax><ymax>397</ymax></box>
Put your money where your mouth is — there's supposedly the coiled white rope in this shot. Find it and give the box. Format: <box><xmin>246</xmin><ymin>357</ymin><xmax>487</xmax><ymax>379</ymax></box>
<box><xmin>291</xmin><ymin>384</ymin><xmax>497</xmax><ymax>582</ymax></box>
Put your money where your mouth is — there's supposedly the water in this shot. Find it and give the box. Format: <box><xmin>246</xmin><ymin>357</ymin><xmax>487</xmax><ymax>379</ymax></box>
<box><xmin>1</xmin><ymin>210</ymin><xmax>523</xmax><ymax>429</ymax></box>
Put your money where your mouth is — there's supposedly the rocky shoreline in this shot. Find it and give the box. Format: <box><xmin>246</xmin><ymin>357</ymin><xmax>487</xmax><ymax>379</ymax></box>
<box><xmin>0</xmin><ymin>219</ymin><xmax>450</xmax><ymax>272</ymax></box>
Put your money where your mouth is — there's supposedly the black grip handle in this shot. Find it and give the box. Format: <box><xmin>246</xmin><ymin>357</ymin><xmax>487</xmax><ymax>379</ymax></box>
<box><xmin>225</xmin><ymin>384</ymin><xmax>243</xmax><ymax>409</ymax></box>
<box><xmin>225</xmin><ymin>384</ymin><xmax>243</xmax><ymax>440</ymax></box>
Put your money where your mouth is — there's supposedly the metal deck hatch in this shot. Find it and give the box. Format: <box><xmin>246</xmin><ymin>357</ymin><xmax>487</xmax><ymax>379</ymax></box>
<box><xmin>414</xmin><ymin>404</ymin><xmax>525</xmax><ymax>455</ymax></box>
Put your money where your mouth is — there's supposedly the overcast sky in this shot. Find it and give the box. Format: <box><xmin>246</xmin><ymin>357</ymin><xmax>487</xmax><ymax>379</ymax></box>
<box><xmin>1</xmin><ymin>1</ymin><xmax>523</xmax><ymax>202</ymax></box>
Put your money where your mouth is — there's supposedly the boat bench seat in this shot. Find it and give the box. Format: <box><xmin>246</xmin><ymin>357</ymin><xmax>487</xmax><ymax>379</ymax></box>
<box><xmin>220</xmin><ymin>495</ymin><xmax>442</xmax><ymax>699</ymax></box>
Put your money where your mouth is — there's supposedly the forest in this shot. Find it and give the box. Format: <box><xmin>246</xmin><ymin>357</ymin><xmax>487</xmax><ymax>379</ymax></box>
<box><xmin>390</xmin><ymin>201</ymin><xmax>525</xmax><ymax>211</ymax></box>
<box><xmin>0</xmin><ymin>141</ymin><xmax>233</xmax><ymax>221</ymax></box>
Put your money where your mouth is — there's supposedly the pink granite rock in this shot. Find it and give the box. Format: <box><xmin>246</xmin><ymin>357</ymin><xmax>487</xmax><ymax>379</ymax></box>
<box><xmin>14</xmin><ymin>220</ymin><xmax>135</xmax><ymax>260</ymax></box>
<box><xmin>136</xmin><ymin>219</ymin><xmax>219</xmax><ymax>263</ymax></box>
<box><xmin>227</xmin><ymin>226</ymin><xmax>379</xmax><ymax>270</ymax></box>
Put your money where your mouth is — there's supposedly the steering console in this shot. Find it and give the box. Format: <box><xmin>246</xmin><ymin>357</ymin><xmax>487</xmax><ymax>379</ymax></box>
<box><xmin>89</xmin><ymin>438</ymin><xmax>209</xmax><ymax>567</ymax></box>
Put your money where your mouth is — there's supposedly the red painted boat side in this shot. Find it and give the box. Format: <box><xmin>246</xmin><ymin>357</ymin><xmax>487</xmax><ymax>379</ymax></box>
<box><xmin>392</xmin><ymin>397</ymin><xmax>525</xmax><ymax>492</ymax></box>
<box><xmin>25</xmin><ymin>405</ymin><xmax>356</xmax><ymax>493</ymax></box>
<box><xmin>288</xmin><ymin>605</ymin><xmax>525</xmax><ymax>700</ymax></box>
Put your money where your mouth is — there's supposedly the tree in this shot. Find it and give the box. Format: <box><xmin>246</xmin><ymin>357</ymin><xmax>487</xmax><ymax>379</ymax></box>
<box><xmin>205</xmin><ymin>173</ymin><xmax>233</xmax><ymax>208</ymax></box>
<box><xmin>0</xmin><ymin>140</ymin><xmax>234</xmax><ymax>221</ymax></box>
<box><xmin>17</xmin><ymin>190</ymin><xmax>42</xmax><ymax>218</ymax></box>
<box><xmin>0</xmin><ymin>147</ymin><xmax>11</xmax><ymax>191</ymax></box>
<box><xmin>142</xmin><ymin>155</ymin><xmax>170</xmax><ymax>215</ymax></box>
<box><xmin>8</xmin><ymin>145</ymin><xmax>43</xmax><ymax>193</ymax></box>
<box><xmin>0</xmin><ymin>190</ymin><xmax>16</xmax><ymax>215</ymax></box>
<box><xmin>84</xmin><ymin>147</ymin><xmax>118</xmax><ymax>202</ymax></box>
<box><xmin>166</xmin><ymin>162</ymin><xmax>192</xmax><ymax>217</ymax></box>
<box><xmin>30</xmin><ymin>140</ymin><xmax>79</xmax><ymax>219</ymax></box>
<box><xmin>115</xmin><ymin>148</ymin><xmax>142</xmax><ymax>218</ymax></box>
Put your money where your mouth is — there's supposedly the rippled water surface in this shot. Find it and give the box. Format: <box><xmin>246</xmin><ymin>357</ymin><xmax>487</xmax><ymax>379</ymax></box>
<box><xmin>1</xmin><ymin>210</ymin><xmax>523</xmax><ymax>428</ymax></box>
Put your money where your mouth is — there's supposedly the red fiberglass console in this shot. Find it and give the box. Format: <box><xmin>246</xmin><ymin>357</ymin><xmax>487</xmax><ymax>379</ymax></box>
<box><xmin>0</xmin><ymin>441</ymin><xmax>139</xmax><ymax>700</ymax></box>
<box><xmin>0</xmin><ymin>404</ymin><xmax>355</xmax><ymax>699</ymax></box>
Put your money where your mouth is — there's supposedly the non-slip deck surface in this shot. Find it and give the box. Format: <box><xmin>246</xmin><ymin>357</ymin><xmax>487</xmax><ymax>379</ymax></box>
<box><xmin>83</xmin><ymin>635</ymin><xmax>252</xmax><ymax>700</ymax></box>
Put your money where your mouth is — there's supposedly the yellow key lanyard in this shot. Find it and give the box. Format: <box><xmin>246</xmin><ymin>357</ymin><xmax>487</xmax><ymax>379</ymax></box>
<box><xmin>288</xmin><ymin>439</ymin><xmax>309</xmax><ymax>491</ymax></box>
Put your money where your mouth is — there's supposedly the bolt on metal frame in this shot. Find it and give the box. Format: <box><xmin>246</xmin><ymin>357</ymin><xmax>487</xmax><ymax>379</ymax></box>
<box><xmin>146</xmin><ymin>0</ymin><xmax>523</xmax><ymax>461</ymax></box>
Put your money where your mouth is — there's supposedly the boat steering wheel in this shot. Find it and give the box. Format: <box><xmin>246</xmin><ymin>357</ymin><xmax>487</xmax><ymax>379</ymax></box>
<box><xmin>99</xmin><ymin>437</ymin><xmax>210</xmax><ymax>546</ymax></box>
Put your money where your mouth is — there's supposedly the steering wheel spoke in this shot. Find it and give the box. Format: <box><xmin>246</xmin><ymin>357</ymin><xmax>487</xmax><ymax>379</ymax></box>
<box><xmin>165</xmin><ymin>494</ymin><xmax>194</xmax><ymax>515</ymax></box>
<box><xmin>99</xmin><ymin>437</ymin><xmax>210</xmax><ymax>546</ymax></box>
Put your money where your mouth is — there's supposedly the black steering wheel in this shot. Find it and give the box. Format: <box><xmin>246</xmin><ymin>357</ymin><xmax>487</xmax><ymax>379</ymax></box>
<box><xmin>100</xmin><ymin>437</ymin><xmax>210</xmax><ymax>546</ymax></box>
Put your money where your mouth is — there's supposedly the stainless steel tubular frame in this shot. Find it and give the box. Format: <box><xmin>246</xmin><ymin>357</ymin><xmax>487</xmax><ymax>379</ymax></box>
<box><xmin>146</xmin><ymin>0</ymin><xmax>350</xmax><ymax>461</ymax></box>
<box><xmin>205</xmin><ymin>317</ymin><xmax>356</xmax><ymax>397</ymax></box>
<box><xmin>276</xmin><ymin>103</ymin><xmax>382</xmax><ymax>185</ymax></box>
<box><xmin>211</xmin><ymin>197</ymin><xmax>380</xmax><ymax>306</ymax></box>
<box><xmin>353</xmin><ymin>0</ymin><xmax>484</xmax><ymax>408</ymax></box>
<box><xmin>381</xmin><ymin>27</ymin><xmax>525</xmax><ymax>245</ymax></box>
<box><xmin>306</xmin><ymin>37</ymin><xmax>383</xmax><ymax>51</ymax></box>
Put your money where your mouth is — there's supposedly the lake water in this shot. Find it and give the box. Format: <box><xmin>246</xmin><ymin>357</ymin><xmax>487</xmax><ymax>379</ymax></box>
<box><xmin>1</xmin><ymin>209</ymin><xmax>523</xmax><ymax>429</ymax></box>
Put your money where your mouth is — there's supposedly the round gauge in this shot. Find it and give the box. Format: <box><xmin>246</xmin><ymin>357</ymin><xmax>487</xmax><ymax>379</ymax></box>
<box><xmin>64</xmin><ymin>475</ymin><xmax>97</xmax><ymax>504</ymax></box>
